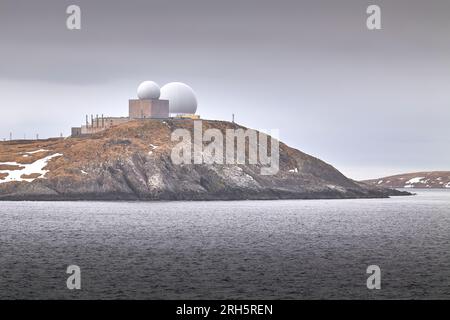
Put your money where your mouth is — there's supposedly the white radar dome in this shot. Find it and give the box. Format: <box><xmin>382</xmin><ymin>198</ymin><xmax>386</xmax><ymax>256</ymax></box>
<box><xmin>160</xmin><ymin>82</ymin><xmax>197</xmax><ymax>114</ymax></box>
<box><xmin>137</xmin><ymin>81</ymin><xmax>161</xmax><ymax>100</ymax></box>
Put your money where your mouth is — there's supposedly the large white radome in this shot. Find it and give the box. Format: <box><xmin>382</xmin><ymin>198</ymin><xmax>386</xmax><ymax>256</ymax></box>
<box><xmin>160</xmin><ymin>82</ymin><xmax>197</xmax><ymax>114</ymax></box>
<box><xmin>137</xmin><ymin>81</ymin><xmax>161</xmax><ymax>100</ymax></box>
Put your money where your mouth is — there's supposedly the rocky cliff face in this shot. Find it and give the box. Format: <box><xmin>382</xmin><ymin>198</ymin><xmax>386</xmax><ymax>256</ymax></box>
<box><xmin>0</xmin><ymin>119</ymin><xmax>408</xmax><ymax>200</ymax></box>
<box><xmin>364</xmin><ymin>171</ymin><xmax>450</xmax><ymax>189</ymax></box>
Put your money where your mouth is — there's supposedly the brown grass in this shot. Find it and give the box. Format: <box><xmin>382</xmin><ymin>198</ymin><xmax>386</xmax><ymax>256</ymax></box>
<box><xmin>20</xmin><ymin>173</ymin><xmax>42</xmax><ymax>179</ymax></box>
<box><xmin>0</xmin><ymin>164</ymin><xmax>25</xmax><ymax>171</ymax></box>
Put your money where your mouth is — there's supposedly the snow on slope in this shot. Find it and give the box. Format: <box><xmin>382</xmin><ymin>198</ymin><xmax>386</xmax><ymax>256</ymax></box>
<box><xmin>363</xmin><ymin>171</ymin><xmax>450</xmax><ymax>189</ymax></box>
<box><xmin>0</xmin><ymin>153</ymin><xmax>62</xmax><ymax>183</ymax></box>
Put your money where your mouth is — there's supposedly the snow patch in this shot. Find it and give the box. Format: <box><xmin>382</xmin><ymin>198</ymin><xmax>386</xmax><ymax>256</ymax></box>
<box><xmin>405</xmin><ymin>177</ymin><xmax>425</xmax><ymax>185</ymax></box>
<box><xmin>81</xmin><ymin>170</ymin><xmax>88</xmax><ymax>175</ymax></box>
<box><xmin>23</xmin><ymin>149</ymin><xmax>49</xmax><ymax>155</ymax></box>
<box><xmin>0</xmin><ymin>153</ymin><xmax>62</xmax><ymax>183</ymax></box>
<box><xmin>377</xmin><ymin>180</ymin><xmax>383</xmax><ymax>184</ymax></box>
<box><xmin>148</xmin><ymin>144</ymin><xmax>159</xmax><ymax>155</ymax></box>
<box><xmin>289</xmin><ymin>168</ymin><xmax>298</xmax><ymax>173</ymax></box>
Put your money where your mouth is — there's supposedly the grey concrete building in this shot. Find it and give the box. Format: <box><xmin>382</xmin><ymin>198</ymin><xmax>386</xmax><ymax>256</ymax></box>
<box><xmin>128</xmin><ymin>99</ymin><xmax>169</xmax><ymax>119</ymax></box>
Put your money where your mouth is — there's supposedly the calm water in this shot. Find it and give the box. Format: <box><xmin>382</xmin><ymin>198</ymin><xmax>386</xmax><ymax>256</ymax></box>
<box><xmin>0</xmin><ymin>190</ymin><xmax>449</xmax><ymax>299</ymax></box>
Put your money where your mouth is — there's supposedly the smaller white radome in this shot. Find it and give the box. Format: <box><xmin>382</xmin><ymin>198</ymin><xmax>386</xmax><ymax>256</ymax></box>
<box><xmin>137</xmin><ymin>81</ymin><xmax>161</xmax><ymax>100</ymax></box>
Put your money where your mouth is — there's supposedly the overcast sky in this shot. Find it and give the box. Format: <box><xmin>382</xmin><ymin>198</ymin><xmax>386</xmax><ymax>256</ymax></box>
<box><xmin>0</xmin><ymin>0</ymin><xmax>449</xmax><ymax>180</ymax></box>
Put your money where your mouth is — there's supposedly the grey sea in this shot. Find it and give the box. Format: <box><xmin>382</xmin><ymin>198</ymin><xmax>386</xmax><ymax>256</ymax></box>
<box><xmin>0</xmin><ymin>189</ymin><xmax>449</xmax><ymax>299</ymax></box>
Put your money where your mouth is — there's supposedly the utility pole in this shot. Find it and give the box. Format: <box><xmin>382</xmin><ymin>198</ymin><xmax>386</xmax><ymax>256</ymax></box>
<box><xmin>232</xmin><ymin>113</ymin><xmax>235</xmax><ymax>123</ymax></box>
<box><xmin>9</xmin><ymin>132</ymin><xmax>12</xmax><ymax>141</ymax></box>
